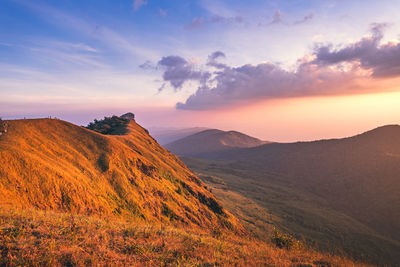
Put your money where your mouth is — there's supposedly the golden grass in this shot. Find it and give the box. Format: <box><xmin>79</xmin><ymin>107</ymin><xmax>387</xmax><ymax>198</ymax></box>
<box><xmin>0</xmin><ymin>205</ymin><xmax>370</xmax><ymax>267</ymax></box>
<box><xmin>0</xmin><ymin>119</ymin><xmax>242</xmax><ymax>233</ymax></box>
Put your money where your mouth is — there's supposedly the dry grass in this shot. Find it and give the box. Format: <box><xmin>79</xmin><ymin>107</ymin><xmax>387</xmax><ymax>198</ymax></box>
<box><xmin>0</xmin><ymin>206</ymin><xmax>370</xmax><ymax>267</ymax></box>
<box><xmin>0</xmin><ymin>119</ymin><xmax>242</xmax><ymax>233</ymax></box>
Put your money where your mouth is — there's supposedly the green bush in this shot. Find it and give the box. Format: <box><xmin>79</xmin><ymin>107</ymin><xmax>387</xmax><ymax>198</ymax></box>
<box><xmin>86</xmin><ymin>116</ymin><xmax>129</xmax><ymax>135</ymax></box>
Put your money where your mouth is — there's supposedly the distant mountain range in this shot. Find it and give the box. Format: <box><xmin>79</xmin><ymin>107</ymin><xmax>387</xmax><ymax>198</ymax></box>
<box><xmin>175</xmin><ymin>125</ymin><xmax>400</xmax><ymax>266</ymax></box>
<box><xmin>165</xmin><ymin>129</ymin><xmax>269</xmax><ymax>156</ymax></box>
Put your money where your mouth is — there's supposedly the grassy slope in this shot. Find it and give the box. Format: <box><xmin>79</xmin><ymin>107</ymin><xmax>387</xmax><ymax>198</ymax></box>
<box><xmin>0</xmin><ymin>206</ymin><xmax>370</xmax><ymax>266</ymax></box>
<box><xmin>0</xmin><ymin>118</ymin><xmax>241</xmax><ymax>232</ymax></box>
<box><xmin>0</xmin><ymin>118</ymin><xmax>373</xmax><ymax>266</ymax></box>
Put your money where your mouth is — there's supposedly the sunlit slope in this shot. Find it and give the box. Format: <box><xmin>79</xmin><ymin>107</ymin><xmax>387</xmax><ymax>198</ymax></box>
<box><xmin>0</xmin><ymin>118</ymin><xmax>242</xmax><ymax>231</ymax></box>
<box><xmin>165</xmin><ymin>129</ymin><xmax>268</xmax><ymax>156</ymax></box>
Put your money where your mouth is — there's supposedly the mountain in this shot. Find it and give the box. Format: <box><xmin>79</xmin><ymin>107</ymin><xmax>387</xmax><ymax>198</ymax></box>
<box><xmin>0</xmin><ymin>116</ymin><xmax>369</xmax><ymax>266</ymax></box>
<box><xmin>148</xmin><ymin>126</ymin><xmax>209</xmax><ymax>145</ymax></box>
<box><xmin>0</xmin><ymin>117</ymin><xmax>242</xmax><ymax>231</ymax></box>
<box><xmin>165</xmin><ymin>129</ymin><xmax>268</xmax><ymax>156</ymax></box>
<box><xmin>181</xmin><ymin>125</ymin><xmax>400</xmax><ymax>266</ymax></box>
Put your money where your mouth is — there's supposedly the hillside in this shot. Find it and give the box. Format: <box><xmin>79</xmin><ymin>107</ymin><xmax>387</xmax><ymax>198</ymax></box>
<box><xmin>148</xmin><ymin>126</ymin><xmax>209</xmax><ymax>145</ymax></box>
<box><xmin>181</xmin><ymin>125</ymin><xmax>400</xmax><ymax>266</ymax></box>
<box><xmin>165</xmin><ymin>129</ymin><xmax>268</xmax><ymax>156</ymax></box>
<box><xmin>0</xmin><ymin>117</ymin><xmax>369</xmax><ymax>266</ymax></box>
<box><xmin>0</xmin><ymin>118</ymin><xmax>242</xmax><ymax>232</ymax></box>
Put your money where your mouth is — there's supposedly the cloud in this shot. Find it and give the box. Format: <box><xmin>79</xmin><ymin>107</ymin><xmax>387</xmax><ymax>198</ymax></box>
<box><xmin>270</xmin><ymin>10</ymin><xmax>283</xmax><ymax>24</ymax></box>
<box><xmin>207</xmin><ymin>51</ymin><xmax>227</xmax><ymax>69</ymax></box>
<box><xmin>133</xmin><ymin>0</ymin><xmax>147</xmax><ymax>12</ymax></box>
<box><xmin>185</xmin><ymin>15</ymin><xmax>244</xmax><ymax>30</ymax></box>
<box><xmin>158</xmin><ymin>8</ymin><xmax>167</xmax><ymax>18</ymax></box>
<box><xmin>139</xmin><ymin>60</ymin><xmax>154</xmax><ymax>70</ymax></box>
<box><xmin>185</xmin><ymin>17</ymin><xmax>206</xmax><ymax>30</ymax></box>
<box><xmin>16</xmin><ymin>0</ymin><xmax>160</xmax><ymax>60</ymax></box>
<box><xmin>150</xmin><ymin>24</ymin><xmax>400</xmax><ymax>110</ymax></box>
<box><xmin>313</xmin><ymin>23</ymin><xmax>400</xmax><ymax>77</ymax></box>
<box><xmin>208</xmin><ymin>51</ymin><xmax>226</xmax><ymax>61</ymax></box>
<box><xmin>294</xmin><ymin>12</ymin><xmax>314</xmax><ymax>25</ymax></box>
<box><xmin>176</xmin><ymin>60</ymin><xmax>366</xmax><ymax>110</ymax></box>
<box><xmin>210</xmin><ymin>15</ymin><xmax>244</xmax><ymax>24</ymax></box>
<box><xmin>157</xmin><ymin>56</ymin><xmax>209</xmax><ymax>90</ymax></box>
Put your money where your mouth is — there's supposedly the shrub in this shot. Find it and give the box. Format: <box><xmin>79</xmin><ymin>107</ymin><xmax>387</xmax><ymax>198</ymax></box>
<box><xmin>86</xmin><ymin>116</ymin><xmax>129</xmax><ymax>135</ymax></box>
<box><xmin>271</xmin><ymin>229</ymin><xmax>299</xmax><ymax>250</ymax></box>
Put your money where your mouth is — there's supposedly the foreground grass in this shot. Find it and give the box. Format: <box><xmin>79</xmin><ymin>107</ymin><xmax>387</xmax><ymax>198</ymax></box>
<box><xmin>0</xmin><ymin>206</ymin><xmax>369</xmax><ymax>266</ymax></box>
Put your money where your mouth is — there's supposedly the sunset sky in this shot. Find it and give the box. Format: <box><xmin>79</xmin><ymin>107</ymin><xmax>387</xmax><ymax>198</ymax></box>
<box><xmin>1</xmin><ymin>0</ymin><xmax>400</xmax><ymax>141</ymax></box>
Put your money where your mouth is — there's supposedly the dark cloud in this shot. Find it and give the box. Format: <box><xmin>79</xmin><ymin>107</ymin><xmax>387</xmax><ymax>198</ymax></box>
<box><xmin>176</xmin><ymin>61</ymin><xmax>360</xmax><ymax>110</ymax></box>
<box><xmin>208</xmin><ymin>51</ymin><xmax>225</xmax><ymax>60</ymax></box>
<box><xmin>207</xmin><ymin>51</ymin><xmax>227</xmax><ymax>69</ymax></box>
<box><xmin>157</xmin><ymin>56</ymin><xmax>208</xmax><ymax>90</ymax></box>
<box><xmin>313</xmin><ymin>23</ymin><xmax>400</xmax><ymax>77</ymax></box>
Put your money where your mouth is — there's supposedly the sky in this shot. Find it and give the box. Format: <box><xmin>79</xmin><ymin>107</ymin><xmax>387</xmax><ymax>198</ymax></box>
<box><xmin>1</xmin><ymin>0</ymin><xmax>400</xmax><ymax>142</ymax></box>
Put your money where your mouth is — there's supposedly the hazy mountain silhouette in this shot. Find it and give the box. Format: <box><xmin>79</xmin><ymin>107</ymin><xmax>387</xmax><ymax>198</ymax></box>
<box><xmin>148</xmin><ymin>126</ymin><xmax>209</xmax><ymax>145</ymax></box>
<box><xmin>165</xmin><ymin>129</ymin><xmax>268</xmax><ymax>156</ymax></box>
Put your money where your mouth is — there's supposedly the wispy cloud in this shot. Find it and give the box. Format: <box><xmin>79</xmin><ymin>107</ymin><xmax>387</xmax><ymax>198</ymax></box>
<box><xmin>132</xmin><ymin>0</ymin><xmax>147</xmax><ymax>12</ymax></box>
<box><xmin>294</xmin><ymin>12</ymin><xmax>314</xmax><ymax>25</ymax></box>
<box><xmin>158</xmin><ymin>8</ymin><xmax>167</xmax><ymax>18</ymax></box>
<box><xmin>270</xmin><ymin>10</ymin><xmax>283</xmax><ymax>24</ymax></box>
<box><xmin>185</xmin><ymin>17</ymin><xmax>206</xmax><ymax>30</ymax></box>
<box><xmin>185</xmin><ymin>15</ymin><xmax>244</xmax><ymax>30</ymax></box>
<box><xmin>15</xmin><ymin>0</ymin><xmax>159</xmax><ymax>60</ymax></box>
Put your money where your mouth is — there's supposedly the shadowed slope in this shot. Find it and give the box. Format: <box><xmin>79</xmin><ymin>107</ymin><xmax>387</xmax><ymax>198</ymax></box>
<box><xmin>0</xmin><ymin>118</ymin><xmax>242</xmax><ymax>232</ymax></box>
<box><xmin>165</xmin><ymin>129</ymin><xmax>268</xmax><ymax>156</ymax></box>
<box><xmin>211</xmin><ymin>125</ymin><xmax>400</xmax><ymax>240</ymax></box>
<box><xmin>182</xmin><ymin>125</ymin><xmax>400</xmax><ymax>265</ymax></box>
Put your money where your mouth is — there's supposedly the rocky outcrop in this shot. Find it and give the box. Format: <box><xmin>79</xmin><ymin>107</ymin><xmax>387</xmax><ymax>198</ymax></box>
<box><xmin>120</xmin><ymin>112</ymin><xmax>135</xmax><ymax>121</ymax></box>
